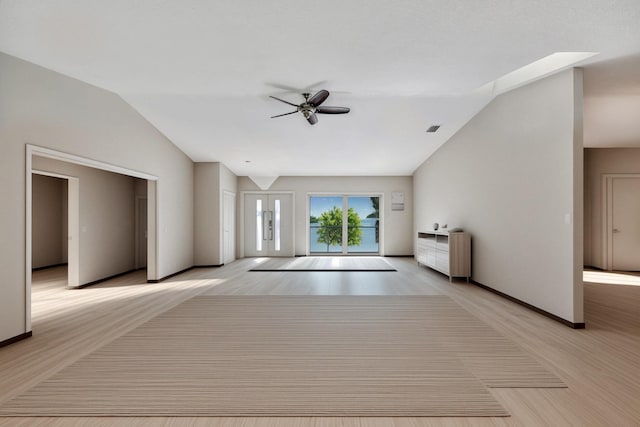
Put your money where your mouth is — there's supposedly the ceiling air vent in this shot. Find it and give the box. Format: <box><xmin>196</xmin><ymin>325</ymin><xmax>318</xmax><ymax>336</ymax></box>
<box><xmin>426</xmin><ymin>125</ymin><xmax>440</xmax><ymax>133</ymax></box>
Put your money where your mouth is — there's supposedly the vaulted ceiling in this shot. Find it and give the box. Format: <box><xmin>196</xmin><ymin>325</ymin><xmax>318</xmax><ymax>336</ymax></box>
<box><xmin>1</xmin><ymin>1</ymin><xmax>639</xmax><ymax>176</ymax></box>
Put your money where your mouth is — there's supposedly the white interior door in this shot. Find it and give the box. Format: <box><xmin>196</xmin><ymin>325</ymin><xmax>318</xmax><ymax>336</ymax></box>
<box><xmin>223</xmin><ymin>192</ymin><xmax>236</xmax><ymax>264</ymax></box>
<box><xmin>244</xmin><ymin>193</ymin><xmax>293</xmax><ymax>257</ymax></box>
<box><xmin>612</xmin><ymin>177</ymin><xmax>640</xmax><ymax>271</ymax></box>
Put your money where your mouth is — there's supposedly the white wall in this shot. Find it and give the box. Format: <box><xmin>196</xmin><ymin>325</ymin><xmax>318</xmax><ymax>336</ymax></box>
<box><xmin>584</xmin><ymin>148</ymin><xmax>640</xmax><ymax>268</ymax></box>
<box><xmin>32</xmin><ymin>175</ymin><xmax>67</xmax><ymax>269</ymax></box>
<box><xmin>238</xmin><ymin>176</ymin><xmax>413</xmax><ymax>256</ymax></box>
<box><xmin>194</xmin><ymin>162</ymin><xmax>237</xmax><ymax>265</ymax></box>
<box><xmin>0</xmin><ymin>52</ymin><xmax>194</xmax><ymax>343</ymax></box>
<box><xmin>33</xmin><ymin>156</ymin><xmax>138</xmax><ymax>284</ymax></box>
<box><xmin>413</xmin><ymin>69</ymin><xmax>584</xmax><ymax>324</ymax></box>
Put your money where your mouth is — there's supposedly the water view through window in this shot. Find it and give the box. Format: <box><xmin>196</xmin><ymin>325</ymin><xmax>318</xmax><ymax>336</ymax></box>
<box><xmin>309</xmin><ymin>196</ymin><xmax>380</xmax><ymax>254</ymax></box>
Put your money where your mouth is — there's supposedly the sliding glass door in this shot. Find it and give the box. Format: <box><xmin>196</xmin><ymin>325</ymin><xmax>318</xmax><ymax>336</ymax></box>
<box><xmin>309</xmin><ymin>195</ymin><xmax>380</xmax><ymax>254</ymax></box>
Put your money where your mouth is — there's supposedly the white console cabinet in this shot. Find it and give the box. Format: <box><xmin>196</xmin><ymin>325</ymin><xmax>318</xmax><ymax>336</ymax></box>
<box><xmin>417</xmin><ymin>231</ymin><xmax>471</xmax><ymax>282</ymax></box>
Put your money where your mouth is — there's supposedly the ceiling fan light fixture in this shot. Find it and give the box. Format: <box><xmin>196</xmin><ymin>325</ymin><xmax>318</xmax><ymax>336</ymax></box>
<box><xmin>269</xmin><ymin>89</ymin><xmax>349</xmax><ymax>126</ymax></box>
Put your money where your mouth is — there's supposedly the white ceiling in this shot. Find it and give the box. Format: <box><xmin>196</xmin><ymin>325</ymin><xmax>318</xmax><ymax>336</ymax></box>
<box><xmin>1</xmin><ymin>0</ymin><xmax>639</xmax><ymax>176</ymax></box>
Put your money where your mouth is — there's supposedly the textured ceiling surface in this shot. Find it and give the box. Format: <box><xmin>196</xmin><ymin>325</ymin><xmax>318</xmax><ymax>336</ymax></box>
<box><xmin>1</xmin><ymin>0</ymin><xmax>639</xmax><ymax>175</ymax></box>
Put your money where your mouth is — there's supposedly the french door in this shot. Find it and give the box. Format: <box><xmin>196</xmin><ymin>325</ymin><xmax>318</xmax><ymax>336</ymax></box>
<box><xmin>244</xmin><ymin>193</ymin><xmax>294</xmax><ymax>257</ymax></box>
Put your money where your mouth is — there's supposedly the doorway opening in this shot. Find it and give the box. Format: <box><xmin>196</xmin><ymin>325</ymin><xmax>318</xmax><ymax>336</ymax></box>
<box><xmin>31</xmin><ymin>171</ymin><xmax>80</xmax><ymax>288</ymax></box>
<box><xmin>26</xmin><ymin>145</ymin><xmax>158</xmax><ymax>332</ymax></box>
<box><xmin>602</xmin><ymin>174</ymin><xmax>640</xmax><ymax>271</ymax></box>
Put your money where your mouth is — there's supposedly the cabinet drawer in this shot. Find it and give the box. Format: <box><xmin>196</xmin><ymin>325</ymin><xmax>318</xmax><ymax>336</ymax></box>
<box><xmin>436</xmin><ymin>241</ymin><xmax>449</xmax><ymax>252</ymax></box>
<box><xmin>418</xmin><ymin>238</ymin><xmax>436</xmax><ymax>248</ymax></box>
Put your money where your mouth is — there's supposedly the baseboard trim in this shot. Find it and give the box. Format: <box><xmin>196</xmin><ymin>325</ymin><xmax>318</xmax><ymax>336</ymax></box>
<box><xmin>297</xmin><ymin>254</ymin><xmax>410</xmax><ymax>258</ymax></box>
<box><xmin>193</xmin><ymin>264</ymin><xmax>223</xmax><ymax>268</ymax></box>
<box><xmin>32</xmin><ymin>263</ymin><xmax>68</xmax><ymax>271</ymax></box>
<box><xmin>470</xmin><ymin>280</ymin><xmax>586</xmax><ymax>329</ymax></box>
<box><xmin>0</xmin><ymin>331</ymin><xmax>32</xmax><ymax>348</ymax></box>
<box><xmin>147</xmin><ymin>266</ymin><xmax>195</xmax><ymax>283</ymax></box>
<box><xmin>73</xmin><ymin>269</ymin><xmax>138</xmax><ymax>289</ymax></box>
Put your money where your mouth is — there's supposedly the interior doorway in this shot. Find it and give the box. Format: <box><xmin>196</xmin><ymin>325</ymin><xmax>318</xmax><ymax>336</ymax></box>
<box><xmin>604</xmin><ymin>175</ymin><xmax>640</xmax><ymax>271</ymax></box>
<box><xmin>26</xmin><ymin>145</ymin><xmax>159</xmax><ymax>332</ymax></box>
<box><xmin>31</xmin><ymin>170</ymin><xmax>80</xmax><ymax>287</ymax></box>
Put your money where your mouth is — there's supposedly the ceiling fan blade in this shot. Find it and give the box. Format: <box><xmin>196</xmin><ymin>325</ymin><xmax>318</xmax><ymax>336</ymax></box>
<box><xmin>271</xmin><ymin>110</ymin><xmax>298</xmax><ymax>119</ymax></box>
<box><xmin>269</xmin><ymin>95</ymin><xmax>299</xmax><ymax>107</ymax></box>
<box><xmin>306</xmin><ymin>113</ymin><xmax>318</xmax><ymax>125</ymax></box>
<box><xmin>265</xmin><ymin>82</ymin><xmax>305</xmax><ymax>92</ymax></box>
<box><xmin>316</xmin><ymin>106</ymin><xmax>350</xmax><ymax>114</ymax></box>
<box><xmin>307</xmin><ymin>90</ymin><xmax>330</xmax><ymax>106</ymax></box>
<box><xmin>265</xmin><ymin>80</ymin><xmax>328</xmax><ymax>93</ymax></box>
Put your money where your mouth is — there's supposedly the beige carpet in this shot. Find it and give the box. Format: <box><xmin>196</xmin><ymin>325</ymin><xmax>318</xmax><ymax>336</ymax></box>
<box><xmin>250</xmin><ymin>256</ymin><xmax>397</xmax><ymax>271</ymax></box>
<box><xmin>0</xmin><ymin>296</ymin><xmax>563</xmax><ymax>417</ymax></box>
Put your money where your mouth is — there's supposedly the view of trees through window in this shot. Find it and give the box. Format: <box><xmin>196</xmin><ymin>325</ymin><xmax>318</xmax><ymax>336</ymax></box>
<box><xmin>309</xmin><ymin>196</ymin><xmax>379</xmax><ymax>254</ymax></box>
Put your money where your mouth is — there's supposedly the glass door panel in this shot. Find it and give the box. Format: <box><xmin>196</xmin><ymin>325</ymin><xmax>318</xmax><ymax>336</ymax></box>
<box><xmin>244</xmin><ymin>193</ymin><xmax>293</xmax><ymax>257</ymax></box>
<box><xmin>309</xmin><ymin>196</ymin><xmax>343</xmax><ymax>253</ymax></box>
<box><xmin>347</xmin><ymin>196</ymin><xmax>379</xmax><ymax>253</ymax></box>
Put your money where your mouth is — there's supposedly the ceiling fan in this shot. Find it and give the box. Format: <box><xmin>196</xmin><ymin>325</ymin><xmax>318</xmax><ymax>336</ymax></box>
<box><xmin>269</xmin><ymin>90</ymin><xmax>350</xmax><ymax>125</ymax></box>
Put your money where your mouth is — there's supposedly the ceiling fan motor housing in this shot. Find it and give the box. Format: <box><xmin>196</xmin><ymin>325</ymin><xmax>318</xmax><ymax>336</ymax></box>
<box><xmin>300</xmin><ymin>105</ymin><xmax>315</xmax><ymax>118</ymax></box>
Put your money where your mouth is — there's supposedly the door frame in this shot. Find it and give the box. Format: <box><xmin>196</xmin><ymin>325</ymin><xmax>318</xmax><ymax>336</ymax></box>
<box><xmin>223</xmin><ymin>190</ymin><xmax>236</xmax><ymax>264</ymax></box>
<box><xmin>602</xmin><ymin>173</ymin><xmax>640</xmax><ymax>271</ymax></box>
<box><xmin>239</xmin><ymin>191</ymin><xmax>295</xmax><ymax>258</ymax></box>
<box><xmin>306</xmin><ymin>192</ymin><xmax>384</xmax><ymax>256</ymax></box>
<box><xmin>134</xmin><ymin>195</ymin><xmax>148</xmax><ymax>270</ymax></box>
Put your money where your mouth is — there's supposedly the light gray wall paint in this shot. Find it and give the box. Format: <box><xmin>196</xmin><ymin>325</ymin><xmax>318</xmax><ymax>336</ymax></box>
<box><xmin>413</xmin><ymin>69</ymin><xmax>583</xmax><ymax>323</ymax></box>
<box><xmin>584</xmin><ymin>148</ymin><xmax>640</xmax><ymax>268</ymax></box>
<box><xmin>32</xmin><ymin>175</ymin><xmax>66</xmax><ymax>269</ymax></box>
<box><xmin>194</xmin><ymin>163</ymin><xmax>219</xmax><ymax>266</ymax></box>
<box><xmin>238</xmin><ymin>176</ymin><xmax>413</xmax><ymax>256</ymax></box>
<box><xmin>194</xmin><ymin>162</ymin><xmax>238</xmax><ymax>265</ymax></box>
<box><xmin>220</xmin><ymin>164</ymin><xmax>238</xmax><ymax>261</ymax></box>
<box><xmin>584</xmin><ymin>94</ymin><xmax>640</xmax><ymax>147</ymax></box>
<box><xmin>33</xmin><ymin>157</ymin><xmax>137</xmax><ymax>284</ymax></box>
<box><xmin>0</xmin><ymin>52</ymin><xmax>194</xmax><ymax>342</ymax></box>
